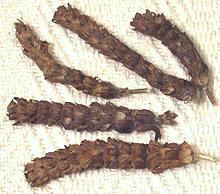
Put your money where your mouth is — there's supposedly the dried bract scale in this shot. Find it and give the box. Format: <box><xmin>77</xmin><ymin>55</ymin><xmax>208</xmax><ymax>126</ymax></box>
<box><xmin>7</xmin><ymin>97</ymin><xmax>178</xmax><ymax>141</ymax></box>
<box><xmin>52</xmin><ymin>4</ymin><xmax>197</xmax><ymax>102</ymax></box>
<box><xmin>15</xmin><ymin>21</ymin><xmax>148</xmax><ymax>99</ymax></box>
<box><xmin>131</xmin><ymin>10</ymin><xmax>215</xmax><ymax>104</ymax></box>
<box><xmin>24</xmin><ymin>138</ymin><xmax>194</xmax><ymax>187</ymax></box>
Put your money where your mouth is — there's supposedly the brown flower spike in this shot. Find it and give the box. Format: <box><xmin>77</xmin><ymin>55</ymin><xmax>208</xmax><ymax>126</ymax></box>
<box><xmin>131</xmin><ymin>10</ymin><xmax>215</xmax><ymax>104</ymax></box>
<box><xmin>24</xmin><ymin>138</ymin><xmax>194</xmax><ymax>187</ymax></box>
<box><xmin>15</xmin><ymin>21</ymin><xmax>148</xmax><ymax>99</ymax></box>
<box><xmin>52</xmin><ymin>4</ymin><xmax>197</xmax><ymax>102</ymax></box>
<box><xmin>7</xmin><ymin>97</ymin><xmax>178</xmax><ymax>141</ymax></box>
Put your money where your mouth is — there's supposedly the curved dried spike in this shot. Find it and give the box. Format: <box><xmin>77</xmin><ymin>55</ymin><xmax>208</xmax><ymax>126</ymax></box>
<box><xmin>7</xmin><ymin>97</ymin><xmax>178</xmax><ymax>140</ymax></box>
<box><xmin>14</xmin><ymin>21</ymin><xmax>148</xmax><ymax>99</ymax></box>
<box><xmin>131</xmin><ymin>10</ymin><xmax>208</xmax><ymax>87</ymax></box>
<box><xmin>24</xmin><ymin>138</ymin><xmax>194</xmax><ymax>187</ymax></box>
<box><xmin>52</xmin><ymin>4</ymin><xmax>197</xmax><ymax>102</ymax></box>
<box><xmin>131</xmin><ymin>10</ymin><xmax>216</xmax><ymax>104</ymax></box>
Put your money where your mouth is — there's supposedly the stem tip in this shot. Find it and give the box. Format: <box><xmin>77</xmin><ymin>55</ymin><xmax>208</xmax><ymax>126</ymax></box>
<box><xmin>195</xmin><ymin>153</ymin><xmax>217</xmax><ymax>162</ymax></box>
<box><xmin>205</xmin><ymin>87</ymin><xmax>217</xmax><ymax>106</ymax></box>
<box><xmin>129</xmin><ymin>88</ymin><xmax>148</xmax><ymax>94</ymax></box>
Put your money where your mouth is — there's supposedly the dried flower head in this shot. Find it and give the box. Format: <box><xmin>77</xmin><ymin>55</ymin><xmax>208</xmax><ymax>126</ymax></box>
<box><xmin>24</xmin><ymin>138</ymin><xmax>194</xmax><ymax>187</ymax></box>
<box><xmin>7</xmin><ymin>97</ymin><xmax>178</xmax><ymax>141</ymax></box>
<box><xmin>52</xmin><ymin>4</ymin><xmax>197</xmax><ymax>102</ymax></box>
<box><xmin>131</xmin><ymin>10</ymin><xmax>215</xmax><ymax>104</ymax></box>
<box><xmin>15</xmin><ymin>21</ymin><xmax>148</xmax><ymax>99</ymax></box>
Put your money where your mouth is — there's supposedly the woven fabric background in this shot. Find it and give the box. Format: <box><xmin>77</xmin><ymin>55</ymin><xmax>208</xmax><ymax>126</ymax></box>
<box><xmin>0</xmin><ymin>0</ymin><xmax>219</xmax><ymax>193</ymax></box>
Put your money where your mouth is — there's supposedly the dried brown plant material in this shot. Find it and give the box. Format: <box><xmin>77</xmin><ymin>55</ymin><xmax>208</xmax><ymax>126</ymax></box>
<box><xmin>7</xmin><ymin>97</ymin><xmax>178</xmax><ymax>140</ymax></box>
<box><xmin>52</xmin><ymin>4</ymin><xmax>197</xmax><ymax>102</ymax></box>
<box><xmin>15</xmin><ymin>21</ymin><xmax>148</xmax><ymax>99</ymax></box>
<box><xmin>131</xmin><ymin>10</ymin><xmax>215</xmax><ymax>104</ymax></box>
<box><xmin>24</xmin><ymin>138</ymin><xmax>194</xmax><ymax>187</ymax></box>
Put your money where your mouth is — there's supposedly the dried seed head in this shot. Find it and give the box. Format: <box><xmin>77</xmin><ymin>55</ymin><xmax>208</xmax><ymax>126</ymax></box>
<box><xmin>14</xmin><ymin>21</ymin><xmax>148</xmax><ymax>99</ymax></box>
<box><xmin>7</xmin><ymin>97</ymin><xmax>178</xmax><ymax>140</ymax></box>
<box><xmin>131</xmin><ymin>10</ymin><xmax>216</xmax><ymax>104</ymax></box>
<box><xmin>53</xmin><ymin>5</ymin><xmax>197</xmax><ymax>102</ymax></box>
<box><xmin>24</xmin><ymin>138</ymin><xmax>195</xmax><ymax>187</ymax></box>
<box><xmin>131</xmin><ymin>10</ymin><xmax>209</xmax><ymax>87</ymax></box>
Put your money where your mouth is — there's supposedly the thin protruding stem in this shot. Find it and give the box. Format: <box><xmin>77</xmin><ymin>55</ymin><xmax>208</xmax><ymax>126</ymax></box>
<box><xmin>129</xmin><ymin>88</ymin><xmax>148</xmax><ymax>94</ymax></box>
<box><xmin>205</xmin><ymin>87</ymin><xmax>217</xmax><ymax>106</ymax></box>
<box><xmin>195</xmin><ymin>153</ymin><xmax>216</xmax><ymax>162</ymax></box>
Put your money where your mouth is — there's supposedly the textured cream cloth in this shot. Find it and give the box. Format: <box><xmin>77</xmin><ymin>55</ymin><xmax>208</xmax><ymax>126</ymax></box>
<box><xmin>0</xmin><ymin>0</ymin><xmax>219</xmax><ymax>193</ymax></box>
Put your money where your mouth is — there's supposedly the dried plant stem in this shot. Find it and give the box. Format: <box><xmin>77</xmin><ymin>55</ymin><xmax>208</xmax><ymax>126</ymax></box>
<box><xmin>7</xmin><ymin>97</ymin><xmax>178</xmax><ymax>141</ymax></box>
<box><xmin>24</xmin><ymin>138</ymin><xmax>194</xmax><ymax>187</ymax></box>
<box><xmin>131</xmin><ymin>10</ymin><xmax>216</xmax><ymax>104</ymax></box>
<box><xmin>205</xmin><ymin>88</ymin><xmax>216</xmax><ymax>105</ymax></box>
<box><xmin>195</xmin><ymin>153</ymin><xmax>216</xmax><ymax>162</ymax></box>
<box><xmin>129</xmin><ymin>88</ymin><xmax>148</xmax><ymax>94</ymax></box>
<box><xmin>15</xmin><ymin>21</ymin><xmax>148</xmax><ymax>99</ymax></box>
<box><xmin>52</xmin><ymin>4</ymin><xmax>197</xmax><ymax>102</ymax></box>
